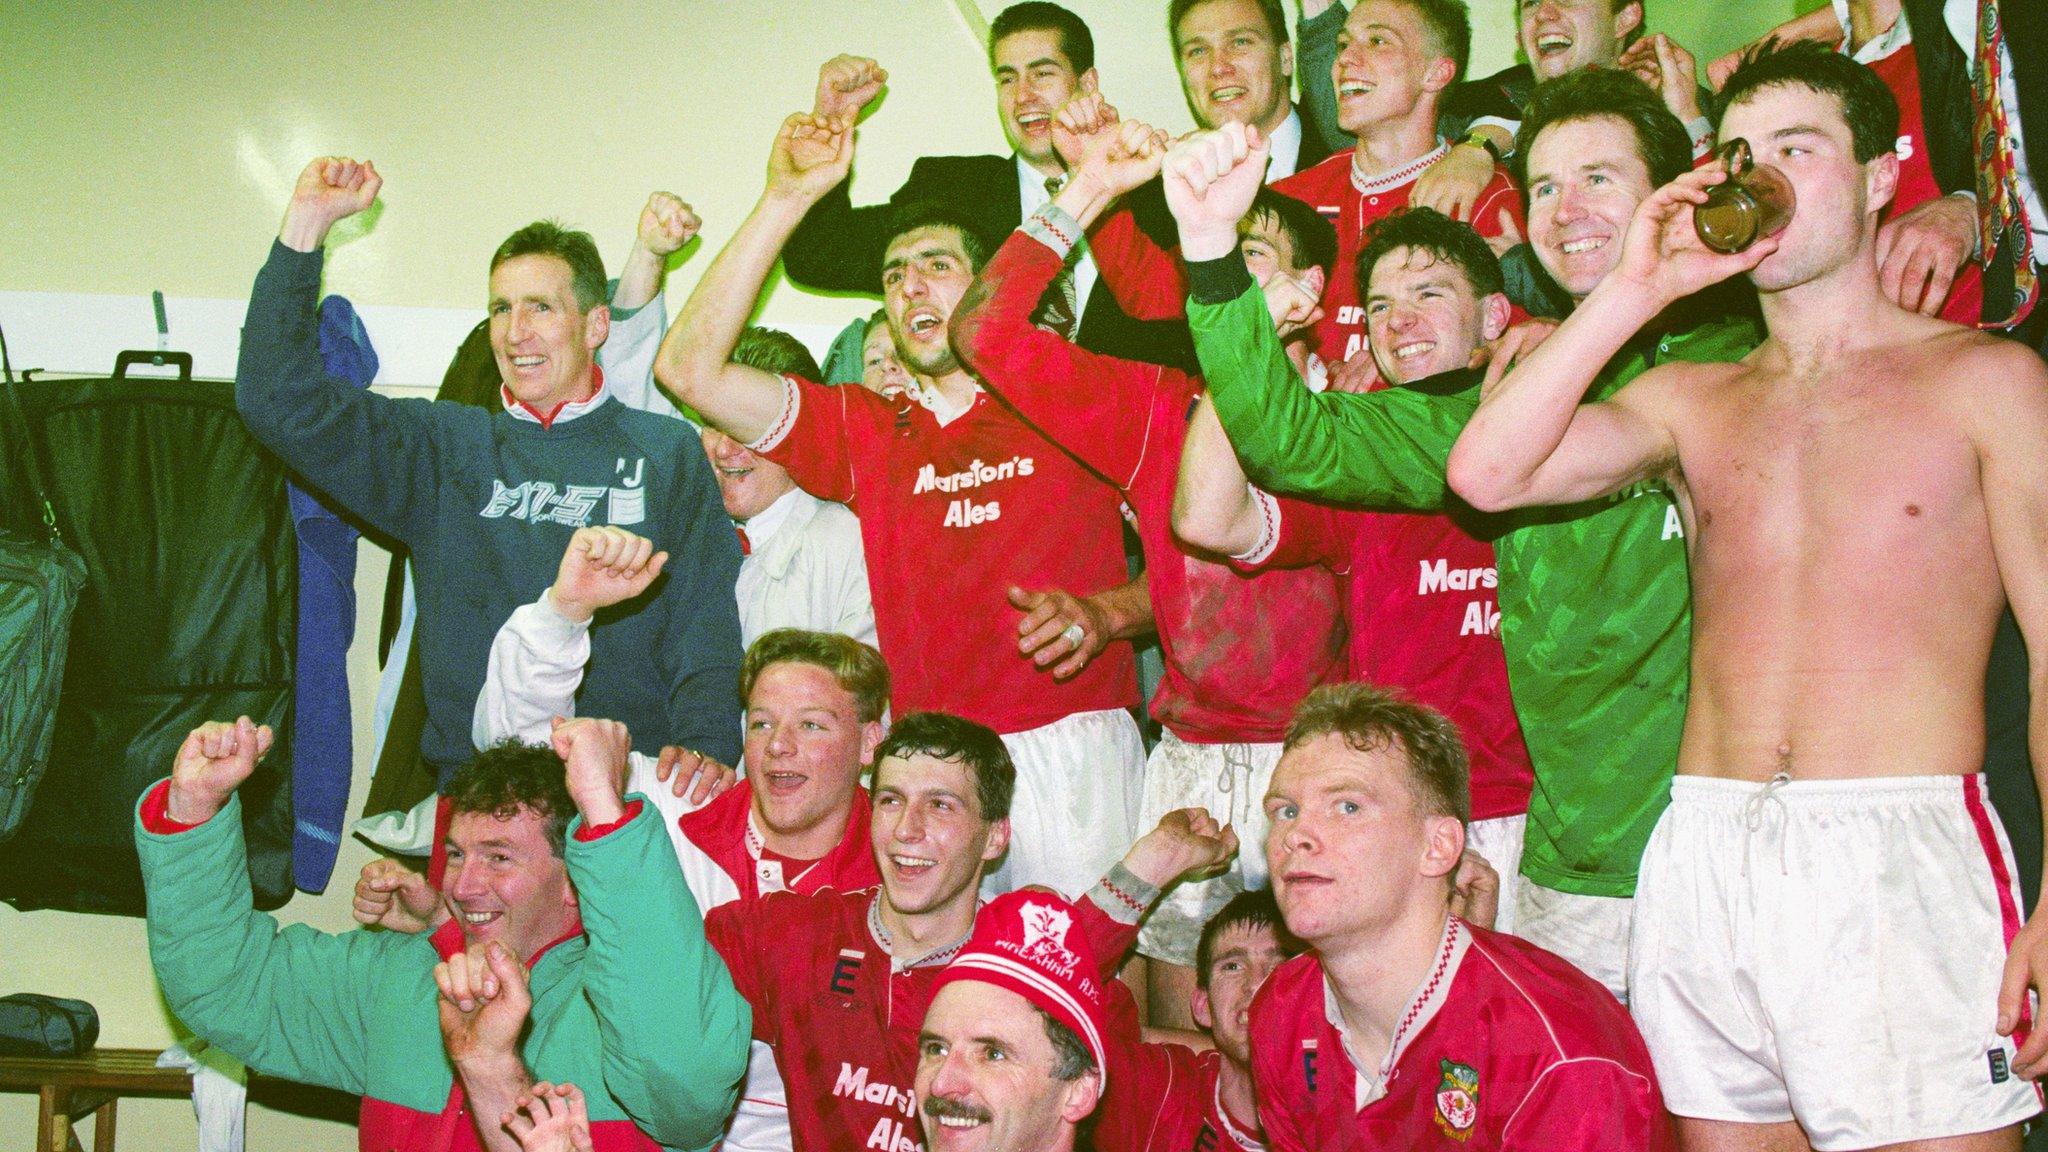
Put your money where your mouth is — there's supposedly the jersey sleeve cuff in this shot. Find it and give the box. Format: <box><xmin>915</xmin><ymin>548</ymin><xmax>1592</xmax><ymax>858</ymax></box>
<box><xmin>743</xmin><ymin>374</ymin><xmax>803</xmax><ymax>454</ymax></box>
<box><xmin>1022</xmin><ymin>204</ymin><xmax>1085</xmax><ymax>262</ymax></box>
<box><xmin>138</xmin><ymin>778</ymin><xmax>205</xmax><ymax>834</ymax></box>
<box><xmin>1086</xmin><ymin>862</ymin><xmax>1163</xmax><ymax>925</ymax></box>
<box><xmin>1187</xmin><ymin>251</ymin><xmax>1255</xmax><ymax>306</ymax></box>
<box><xmin>571</xmin><ymin>798</ymin><xmax>646</xmax><ymax>842</ymax></box>
<box><xmin>1685</xmin><ymin>115</ymin><xmax>1716</xmax><ymax>159</ymax></box>
<box><xmin>1232</xmin><ymin>488</ymin><xmax>1284</xmax><ymax>566</ymax></box>
<box><xmin>1469</xmin><ymin>115</ymin><xmax>1521</xmax><ymax>148</ymax></box>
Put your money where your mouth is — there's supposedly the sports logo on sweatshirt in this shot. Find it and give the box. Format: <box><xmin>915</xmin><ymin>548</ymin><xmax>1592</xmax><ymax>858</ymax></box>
<box><xmin>479</xmin><ymin>457</ymin><xmax>648</xmax><ymax>528</ymax></box>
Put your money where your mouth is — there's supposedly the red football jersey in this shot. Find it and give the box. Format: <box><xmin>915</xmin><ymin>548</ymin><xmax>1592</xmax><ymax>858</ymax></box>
<box><xmin>1098</xmin><ymin>1041</ymin><xmax>1264</xmax><ymax>1152</ymax></box>
<box><xmin>1250</xmin><ymin>497</ymin><xmax>1532</xmax><ymax>822</ymax></box>
<box><xmin>753</xmin><ymin>375</ymin><xmax>1137</xmax><ymax>733</ymax></box>
<box><xmin>1273</xmin><ymin>147</ymin><xmax>1524</xmax><ymax>365</ymax></box>
<box><xmin>1248</xmin><ymin>920</ymin><xmax>1671</xmax><ymax>1151</ymax></box>
<box><xmin>1855</xmin><ymin>32</ymin><xmax>1985</xmax><ymax>325</ymax></box>
<box><xmin>679</xmin><ymin>780</ymin><xmax>880</xmax><ymax>902</ymax></box>
<box><xmin>705</xmin><ymin>889</ymin><xmax>1141</xmax><ymax>1152</ymax></box>
<box><xmin>956</xmin><ymin>232</ymin><xmax>1349</xmax><ymax>744</ymax></box>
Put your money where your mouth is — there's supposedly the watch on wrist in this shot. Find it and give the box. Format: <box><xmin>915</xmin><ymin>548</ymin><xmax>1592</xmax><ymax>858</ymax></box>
<box><xmin>1461</xmin><ymin>130</ymin><xmax>1504</xmax><ymax>165</ymax></box>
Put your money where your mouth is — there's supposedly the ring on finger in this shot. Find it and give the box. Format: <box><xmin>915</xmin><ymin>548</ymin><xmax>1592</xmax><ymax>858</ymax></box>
<box><xmin>1059</xmin><ymin>622</ymin><xmax>1087</xmax><ymax>647</ymax></box>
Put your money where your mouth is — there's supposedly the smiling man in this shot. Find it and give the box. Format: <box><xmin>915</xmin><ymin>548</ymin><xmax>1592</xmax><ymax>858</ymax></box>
<box><xmin>779</xmin><ymin>5</ymin><xmax>1189</xmax><ymax>367</ymax></box>
<box><xmin>1248</xmin><ymin>684</ymin><xmax>1668</xmax><ymax>1151</ymax></box>
<box><xmin>136</xmin><ymin>713</ymin><xmax>750</xmax><ymax>1151</ymax></box>
<box><xmin>233</xmin><ymin>157</ymin><xmax>743</xmax><ymax>784</ymax></box>
<box><xmin>1166</xmin><ymin>69</ymin><xmax>1762</xmax><ymax>1001</ymax></box>
<box><xmin>659</xmin><ymin>109</ymin><xmax>1152</xmax><ymax>901</ymax></box>
<box><xmin>701</xmin><ymin>712</ymin><xmax>1238</xmax><ymax>1152</ymax></box>
<box><xmin>1451</xmin><ymin>44</ymin><xmax>2048</xmax><ymax>1149</ymax></box>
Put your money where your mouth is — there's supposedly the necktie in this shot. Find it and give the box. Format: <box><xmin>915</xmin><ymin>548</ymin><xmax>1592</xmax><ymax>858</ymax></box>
<box><xmin>1975</xmin><ymin>0</ymin><xmax>2039</xmax><ymax>328</ymax></box>
<box><xmin>1032</xmin><ymin>175</ymin><xmax>1083</xmax><ymax>340</ymax></box>
<box><xmin>735</xmin><ymin>525</ymin><xmax>751</xmax><ymax>556</ymax></box>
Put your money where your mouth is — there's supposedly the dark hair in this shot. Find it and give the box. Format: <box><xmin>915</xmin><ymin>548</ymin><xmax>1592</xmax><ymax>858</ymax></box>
<box><xmin>740</xmin><ymin>629</ymin><xmax>891</xmax><ymax>725</ymax></box>
<box><xmin>1284</xmin><ymin>683</ymin><xmax>1471</xmax><ymax>824</ymax></box>
<box><xmin>733</xmin><ymin>326</ymin><xmax>823</xmax><ymax>381</ymax></box>
<box><xmin>990</xmin><ymin>2</ymin><xmax>1095</xmax><ymax>74</ymax></box>
<box><xmin>1513</xmin><ymin>68</ymin><xmax>1693</xmax><ymax>193</ymax></box>
<box><xmin>444</xmin><ymin>740</ymin><xmax>577</xmax><ymax>856</ymax></box>
<box><xmin>491</xmin><ymin>220</ymin><xmax>607</xmax><ymax>312</ymax></box>
<box><xmin>1715</xmin><ymin>39</ymin><xmax>1899</xmax><ymax>164</ymax></box>
<box><xmin>874</xmin><ymin>711</ymin><xmax>1016</xmax><ymax>821</ymax></box>
<box><xmin>884</xmin><ymin>201</ymin><xmax>992</xmax><ymax>277</ymax></box>
<box><xmin>1396</xmin><ymin>0</ymin><xmax>1471</xmax><ymax>86</ymax></box>
<box><xmin>1169</xmin><ymin>0</ymin><xmax>1289</xmax><ymax>49</ymax></box>
<box><xmin>864</xmin><ymin>308</ymin><xmax>891</xmax><ymax>338</ymax></box>
<box><xmin>1247</xmin><ymin>187</ymin><xmax>1339</xmax><ymax>276</ymax></box>
<box><xmin>1357</xmin><ymin>207</ymin><xmax>1505</xmax><ymax>300</ymax></box>
<box><xmin>1195</xmin><ymin>888</ymin><xmax>1295</xmax><ymax>989</ymax></box>
<box><xmin>1034</xmin><ymin>1006</ymin><xmax>1097</xmax><ymax>1080</ymax></box>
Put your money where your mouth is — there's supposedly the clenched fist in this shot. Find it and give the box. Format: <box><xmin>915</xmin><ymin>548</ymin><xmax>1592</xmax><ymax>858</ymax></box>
<box><xmin>280</xmin><ymin>157</ymin><xmax>382</xmax><ymax>252</ymax></box>
<box><xmin>550</xmin><ymin>526</ymin><xmax>668</xmax><ymax>624</ymax></box>
<box><xmin>637</xmin><ymin>192</ymin><xmax>702</xmax><ymax>258</ymax></box>
<box><xmin>551</xmin><ymin>716</ymin><xmax>632</xmax><ymax>828</ymax></box>
<box><xmin>814</xmin><ymin>55</ymin><xmax>888</xmax><ymax>122</ymax></box>
<box><xmin>353</xmin><ymin>857</ymin><xmax>444</xmax><ymax>933</ymax></box>
<box><xmin>1165</xmin><ymin>122</ymin><xmax>1270</xmax><ymax>261</ymax></box>
<box><xmin>1121</xmin><ymin>807</ymin><xmax>1241</xmax><ymax>889</ymax></box>
<box><xmin>167</xmin><ymin>716</ymin><xmax>275</xmax><ymax>825</ymax></box>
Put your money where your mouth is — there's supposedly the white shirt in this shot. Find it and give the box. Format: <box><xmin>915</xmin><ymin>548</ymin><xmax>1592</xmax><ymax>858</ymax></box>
<box><xmin>1018</xmin><ymin>155</ymin><xmax>1102</xmax><ymax>329</ymax></box>
<box><xmin>734</xmin><ymin>488</ymin><xmax>878</xmax><ymax>649</ymax></box>
<box><xmin>1266</xmin><ymin>106</ymin><xmax>1307</xmax><ymax>182</ymax></box>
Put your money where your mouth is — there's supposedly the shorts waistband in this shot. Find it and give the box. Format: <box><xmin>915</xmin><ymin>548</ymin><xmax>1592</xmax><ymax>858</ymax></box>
<box><xmin>1669</xmin><ymin>772</ymin><xmax>1982</xmax><ymax>812</ymax></box>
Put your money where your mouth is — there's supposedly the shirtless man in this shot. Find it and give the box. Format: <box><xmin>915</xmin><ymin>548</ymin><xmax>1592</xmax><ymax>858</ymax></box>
<box><xmin>1448</xmin><ymin>43</ymin><xmax>2048</xmax><ymax>1150</ymax></box>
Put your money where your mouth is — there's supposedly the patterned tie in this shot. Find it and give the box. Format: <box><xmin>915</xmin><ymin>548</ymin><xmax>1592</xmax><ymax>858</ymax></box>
<box><xmin>1975</xmin><ymin>0</ymin><xmax>2039</xmax><ymax>328</ymax></box>
<box><xmin>1033</xmin><ymin>175</ymin><xmax>1083</xmax><ymax>340</ymax></box>
<box><xmin>735</xmin><ymin>525</ymin><xmax>751</xmax><ymax>556</ymax></box>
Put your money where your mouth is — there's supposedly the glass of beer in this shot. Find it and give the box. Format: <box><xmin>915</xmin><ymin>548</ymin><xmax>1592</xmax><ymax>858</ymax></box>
<box><xmin>1694</xmin><ymin>138</ymin><xmax>1794</xmax><ymax>254</ymax></box>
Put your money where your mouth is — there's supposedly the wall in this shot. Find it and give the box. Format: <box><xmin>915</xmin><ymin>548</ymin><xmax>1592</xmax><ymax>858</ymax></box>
<box><xmin>0</xmin><ymin>1</ymin><xmax>1815</xmax><ymax>1147</ymax></box>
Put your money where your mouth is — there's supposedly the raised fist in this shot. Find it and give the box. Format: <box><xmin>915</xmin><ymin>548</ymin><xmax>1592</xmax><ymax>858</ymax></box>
<box><xmin>353</xmin><ymin>857</ymin><xmax>444</xmax><ymax>933</ymax></box>
<box><xmin>767</xmin><ymin>112</ymin><xmax>856</xmax><ymax>205</ymax></box>
<box><xmin>1164</xmin><ymin>122</ymin><xmax>1270</xmax><ymax>260</ymax></box>
<box><xmin>1055</xmin><ymin>95</ymin><xmax>1169</xmax><ymax>202</ymax></box>
<box><xmin>1260</xmin><ymin>265</ymin><xmax>1325</xmax><ymax>340</ymax></box>
<box><xmin>280</xmin><ymin>157</ymin><xmax>382</xmax><ymax>251</ymax></box>
<box><xmin>551</xmin><ymin>716</ymin><xmax>632</xmax><ymax>827</ymax></box>
<box><xmin>1121</xmin><ymin>806</ymin><xmax>1241</xmax><ymax>889</ymax></box>
<box><xmin>814</xmin><ymin>55</ymin><xmax>888</xmax><ymax>122</ymax></box>
<box><xmin>637</xmin><ymin>192</ymin><xmax>702</xmax><ymax>258</ymax></box>
<box><xmin>167</xmin><ymin>716</ymin><xmax>274</xmax><ymax>825</ymax></box>
<box><xmin>436</xmin><ymin>941</ymin><xmax>532</xmax><ymax>1066</ymax></box>
<box><xmin>550</xmin><ymin>526</ymin><xmax>668</xmax><ymax>624</ymax></box>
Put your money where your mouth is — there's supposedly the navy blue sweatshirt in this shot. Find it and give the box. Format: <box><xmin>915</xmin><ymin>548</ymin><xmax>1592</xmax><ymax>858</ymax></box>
<box><xmin>236</xmin><ymin>241</ymin><xmax>743</xmax><ymax>779</ymax></box>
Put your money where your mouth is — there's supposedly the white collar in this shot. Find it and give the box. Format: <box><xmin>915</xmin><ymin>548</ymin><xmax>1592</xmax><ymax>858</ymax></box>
<box><xmin>502</xmin><ymin>368</ymin><xmax>609</xmax><ymax>427</ymax></box>
<box><xmin>738</xmin><ymin>486</ymin><xmax>806</xmax><ymax>556</ymax></box>
<box><xmin>1831</xmin><ymin>0</ymin><xmax>1911</xmax><ymax>63</ymax></box>
<box><xmin>1322</xmin><ymin>917</ymin><xmax>1469</xmax><ymax>1112</ymax></box>
<box><xmin>1351</xmin><ymin>140</ymin><xmax>1450</xmax><ymax>196</ymax></box>
<box><xmin>1018</xmin><ymin>154</ymin><xmax>1064</xmax><ymax>212</ymax></box>
<box><xmin>1266</xmin><ymin>107</ymin><xmax>1306</xmax><ymax>182</ymax></box>
<box><xmin>908</xmin><ymin>377</ymin><xmax>981</xmax><ymax>427</ymax></box>
<box><xmin>744</xmin><ymin>806</ymin><xmax>829</xmax><ymax>895</ymax></box>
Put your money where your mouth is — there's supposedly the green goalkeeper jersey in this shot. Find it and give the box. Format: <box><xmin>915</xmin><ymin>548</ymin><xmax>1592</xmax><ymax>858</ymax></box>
<box><xmin>1189</xmin><ymin>259</ymin><xmax>1758</xmax><ymax>897</ymax></box>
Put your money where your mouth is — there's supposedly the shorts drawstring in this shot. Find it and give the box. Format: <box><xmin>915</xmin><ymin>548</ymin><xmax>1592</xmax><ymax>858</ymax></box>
<box><xmin>1215</xmin><ymin>743</ymin><xmax>1260</xmax><ymax>834</ymax></box>
<box><xmin>1742</xmin><ymin>770</ymin><xmax>1793</xmax><ymax>877</ymax></box>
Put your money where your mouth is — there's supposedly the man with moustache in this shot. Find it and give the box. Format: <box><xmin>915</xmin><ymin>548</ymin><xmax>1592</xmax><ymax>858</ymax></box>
<box><xmin>705</xmin><ymin>712</ymin><xmax>1239</xmax><ymax>1152</ymax></box>
<box><xmin>1166</xmin><ymin>69</ymin><xmax>1760</xmax><ymax>999</ymax></box>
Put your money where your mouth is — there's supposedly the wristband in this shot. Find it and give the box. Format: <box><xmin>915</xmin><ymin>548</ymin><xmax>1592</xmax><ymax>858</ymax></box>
<box><xmin>1461</xmin><ymin>130</ymin><xmax>1504</xmax><ymax>165</ymax></box>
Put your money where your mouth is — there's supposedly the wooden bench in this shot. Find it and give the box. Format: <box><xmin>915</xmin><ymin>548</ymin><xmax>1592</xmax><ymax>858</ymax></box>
<box><xmin>0</xmin><ymin>1048</ymin><xmax>193</xmax><ymax>1152</ymax></box>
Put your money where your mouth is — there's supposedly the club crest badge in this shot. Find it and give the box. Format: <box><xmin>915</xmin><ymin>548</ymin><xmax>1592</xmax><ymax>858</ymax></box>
<box><xmin>1434</xmin><ymin>1059</ymin><xmax>1479</xmax><ymax>1141</ymax></box>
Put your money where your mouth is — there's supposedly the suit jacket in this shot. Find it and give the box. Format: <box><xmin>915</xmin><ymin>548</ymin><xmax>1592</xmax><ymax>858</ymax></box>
<box><xmin>785</xmin><ymin>153</ymin><xmax>1196</xmax><ymax>369</ymax></box>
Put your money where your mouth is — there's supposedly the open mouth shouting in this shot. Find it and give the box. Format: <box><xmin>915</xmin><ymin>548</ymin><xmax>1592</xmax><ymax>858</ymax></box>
<box><xmin>1014</xmin><ymin>110</ymin><xmax>1052</xmax><ymax>136</ymax></box>
<box><xmin>903</xmin><ymin>308</ymin><xmax>945</xmax><ymax>340</ymax></box>
<box><xmin>1335</xmin><ymin>77</ymin><xmax>1376</xmax><ymax>101</ymax></box>
<box><xmin>890</xmin><ymin>852</ymin><xmax>939</xmax><ymax>882</ymax></box>
<box><xmin>1531</xmin><ymin>29</ymin><xmax>1576</xmax><ymax>70</ymax></box>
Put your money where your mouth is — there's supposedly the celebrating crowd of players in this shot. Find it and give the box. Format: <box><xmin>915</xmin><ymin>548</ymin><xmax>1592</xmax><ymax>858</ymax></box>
<box><xmin>127</xmin><ymin>0</ymin><xmax>2048</xmax><ymax>1149</ymax></box>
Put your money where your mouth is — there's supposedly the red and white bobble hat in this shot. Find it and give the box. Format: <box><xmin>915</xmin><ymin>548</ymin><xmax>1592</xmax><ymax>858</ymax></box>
<box><xmin>930</xmin><ymin>891</ymin><xmax>1112</xmax><ymax>1088</ymax></box>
